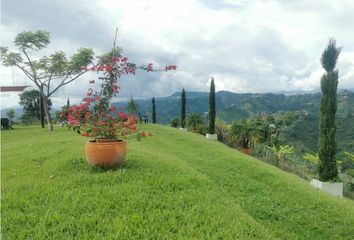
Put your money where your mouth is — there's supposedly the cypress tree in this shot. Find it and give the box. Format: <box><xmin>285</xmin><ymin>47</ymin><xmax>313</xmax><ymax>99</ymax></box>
<box><xmin>208</xmin><ymin>78</ymin><xmax>216</xmax><ymax>134</ymax></box>
<box><xmin>181</xmin><ymin>89</ymin><xmax>186</xmax><ymax>128</ymax></box>
<box><xmin>318</xmin><ymin>38</ymin><xmax>342</xmax><ymax>181</ymax></box>
<box><xmin>152</xmin><ymin>97</ymin><xmax>156</xmax><ymax>124</ymax></box>
<box><xmin>127</xmin><ymin>96</ymin><xmax>139</xmax><ymax>115</ymax></box>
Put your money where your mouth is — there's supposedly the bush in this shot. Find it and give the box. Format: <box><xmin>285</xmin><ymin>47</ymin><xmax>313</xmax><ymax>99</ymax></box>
<box><xmin>170</xmin><ymin>118</ymin><xmax>179</xmax><ymax>128</ymax></box>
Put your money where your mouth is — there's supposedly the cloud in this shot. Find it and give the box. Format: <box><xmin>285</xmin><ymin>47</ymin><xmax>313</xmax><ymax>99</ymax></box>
<box><xmin>1</xmin><ymin>0</ymin><xmax>354</xmax><ymax>108</ymax></box>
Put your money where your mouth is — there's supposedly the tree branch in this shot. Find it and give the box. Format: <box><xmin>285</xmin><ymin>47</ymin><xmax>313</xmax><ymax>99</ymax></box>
<box><xmin>22</xmin><ymin>48</ymin><xmax>37</xmax><ymax>80</ymax></box>
<box><xmin>15</xmin><ymin>63</ymin><xmax>41</xmax><ymax>89</ymax></box>
<box><xmin>48</xmin><ymin>67</ymin><xmax>96</xmax><ymax>97</ymax></box>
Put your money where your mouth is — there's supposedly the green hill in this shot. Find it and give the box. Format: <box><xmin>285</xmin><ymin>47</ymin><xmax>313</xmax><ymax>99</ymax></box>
<box><xmin>2</xmin><ymin>125</ymin><xmax>354</xmax><ymax>239</ymax></box>
<box><xmin>113</xmin><ymin>91</ymin><xmax>253</xmax><ymax>124</ymax></box>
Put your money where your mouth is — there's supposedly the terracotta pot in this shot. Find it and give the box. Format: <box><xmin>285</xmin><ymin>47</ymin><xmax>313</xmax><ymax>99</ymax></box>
<box><xmin>85</xmin><ymin>140</ymin><xmax>127</xmax><ymax>169</ymax></box>
<box><xmin>240</xmin><ymin>147</ymin><xmax>252</xmax><ymax>155</ymax></box>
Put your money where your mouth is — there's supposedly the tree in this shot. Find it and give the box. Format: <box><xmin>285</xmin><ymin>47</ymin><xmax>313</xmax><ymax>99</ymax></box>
<box><xmin>181</xmin><ymin>89</ymin><xmax>186</xmax><ymax>128</ymax></box>
<box><xmin>318</xmin><ymin>38</ymin><xmax>342</xmax><ymax>181</ymax></box>
<box><xmin>230</xmin><ymin>119</ymin><xmax>260</xmax><ymax>148</ymax></box>
<box><xmin>152</xmin><ymin>97</ymin><xmax>156</xmax><ymax>124</ymax></box>
<box><xmin>19</xmin><ymin>90</ymin><xmax>52</xmax><ymax>122</ymax></box>
<box><xmin>215</xmin><ymin>118</ymin><xmax>229</xmax><ymax>143</ymax></box>
<box><xmin>208</xmin><ymin>78</ymin><xmax>216</xmax><ymax>134</ymax></box>
<box><xmin>186</xmin><ymin>112</ymin><xmax>203</xmax><ymax>130</ymax></box>
<box><xmin>170</xmin><ymin>118</ymin><xmax>179</xmax><ymax>128</ymax></box>
<box><xmin>0</xmin><ymin>30</ymin><xmax>95</xmax><ymax>131</ymax></box>
<box><xmin>6</xmin><ymin>108</ymin><xmax>15</xmax><ymax>121</ymax></box>
<box><xmin>126</xmin><ymin>96</ymin><xmax>139</xmax><ymax>115</ymax></box>
<box><xmin>56</xmin><ymin>98</ymin><xmax>71</xmax><ymax>123</ymax></box>
<box><xmin>267</xmin><ymin>144</ymin><xmax>294</xmax><ymax>169</ymax></box>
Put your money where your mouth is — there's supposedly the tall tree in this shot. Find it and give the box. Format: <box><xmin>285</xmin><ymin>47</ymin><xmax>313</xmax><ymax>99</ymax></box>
<box><xmin>181</xmin><ymin>89</ymin><xmax>186</xmax><ymax>128</ymax></box>
<box><xmin>152</xmin><ymin>97</ymin><xmax>156</xmax><ymax>124</ymax></box>
<box><xmin>318</xmin><ymin>38</ymin><xmax>342</xmax><ymax>181</ymax></box>
<box><xmin>19</xmin><ymin>89</ymin><xmax>52</xmax><ymax>120</ymax></box>
<box><xmin>0</xmin><ymin>30</ymin><xmax>95</xmax><ymax>131</ymax></box>
<box><xmin>208</xmin><ymin>78</ymin><xmax>216</xmax><ymax>134</ymax></box>
<box><xmin>126</xmin><ymin>96</ymin><xmax>139</xmax><ymax>115</ymax></box>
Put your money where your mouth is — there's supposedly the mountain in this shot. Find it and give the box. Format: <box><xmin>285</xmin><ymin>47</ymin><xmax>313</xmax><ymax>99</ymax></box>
<box><xmin>1</xmin><ymin>107</ymin><xmax>59</xmax><ymax>121</ymax></box>
<box><xmin>112</xmin><ymin>90</ymin><xmax>354</xmax><ymax>154</ymax></box>
<box><xmin>112</xmin><ymin>91</ymin><xmax>253</xmax><ymax>123</ymax></box>
<box><xmin>113</xmin><ymin>89</ymin><xmax>353</xmax><ymax>124</ymax></box>
<box><xmin>0</xmin><ymin>107</ymin><xmax>23</xmax><ymax>120</ymax></box>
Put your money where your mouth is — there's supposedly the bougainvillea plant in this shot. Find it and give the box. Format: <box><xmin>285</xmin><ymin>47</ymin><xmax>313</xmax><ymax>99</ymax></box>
<box><xmin>67</xmin><ymin>53</ymin><xmax>177</xmax><ymax>140</ymax></box>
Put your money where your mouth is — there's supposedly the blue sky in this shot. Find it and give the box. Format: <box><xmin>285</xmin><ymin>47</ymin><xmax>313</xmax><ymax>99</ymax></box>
<box><xmin>1</xmin><ymin>0</ymin><xmax>354</xmax><ymax>108</ymax></box>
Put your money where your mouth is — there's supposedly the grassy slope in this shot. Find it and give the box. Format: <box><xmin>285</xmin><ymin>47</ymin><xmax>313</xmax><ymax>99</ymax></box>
<box><xmin>1</xmin><ymin>125</ymin><xmax>354</xmax><ymax>239</ymax></box>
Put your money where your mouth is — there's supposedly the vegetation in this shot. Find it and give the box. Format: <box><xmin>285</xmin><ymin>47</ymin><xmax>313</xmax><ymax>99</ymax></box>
<box><xmin>230</xmin><ymin>119</ymin><xmax>260</xmax><ymax>148</ymax></box>
<box><xmin>0</xmin><ymin>30</ymin><xmax>95</xmax><ymax>131</ymax></box>
<box><xmin>267</xmin><ymin>144</ymin><xmax>294</xmax><ymax>169</ymax></box>
<box><xmin>215</xmin><ymin>118</ymin><xmax>230</xmax><ymax>143</ymax></box>
<box><xmin>6</xmin><ymin>108</ymin><xmax>15</xmax><ymax>120</ymax></box>
<box><xmin>2</xmin><ymin>125</ymin><xmax>354</xmax><ymax>239</ymax></box>
<box><xmin>319</xmin><ymin>38</ymin><xmax>342</xmax><ymax>181</ymax></box>
<box><xmin>152</xmin><ymin>97</ymin><xmax>156</xmax><ymax>124</ymax></box>
<box><xmin>208</xmin><ymin>78</ymin><xmax>216</xmax><ymax>134</ymax></box>
<box><xmin>186</xmin><ymin>112</ymin><xmax>204</xmax><ymax>131</ymax></box>
<box><xmin>127</xmin><ymin>96</ymin><xmax>139</xmax><ymax>115</ymax></box>
<box><xmin>181</xmin><ymin>89</ymin><xmax>186</xmax><ymax>128</ymax></box>
<box><xmin>19</xmin><ymin>90</ymin><xmax>52</xmax><ymax>125</ymax></box>
<box><xmin>56</xmin><ymin>98</ymin><xmax>70</xmax><ymax>123</ymax></box>
<box><xmin>170</xmin><ymin>117</ymin><xmax>179</xmax><ymax>128</ymax></box>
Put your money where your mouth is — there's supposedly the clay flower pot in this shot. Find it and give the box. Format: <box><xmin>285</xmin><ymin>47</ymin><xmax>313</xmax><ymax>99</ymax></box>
<box><xmin>240</xmin><ymin>147</ymin><xmax>252</xmax><ymax>155</ymax></box>
<box><xmin>85</xmin><ymin>140</ymin><xmax>127</xmax><ymax>169</ymax></box>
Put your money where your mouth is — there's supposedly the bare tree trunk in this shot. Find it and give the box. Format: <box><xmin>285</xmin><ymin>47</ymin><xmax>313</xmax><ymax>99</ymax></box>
<box><xmin>40</xmin><ymin>92</ymin><xmax>53</xmax><ymax>131</ymax></box>
<box><xmin>40</xmin><ymin>93</ymin><xmax>45</xmax><ymax>128</ymax></box>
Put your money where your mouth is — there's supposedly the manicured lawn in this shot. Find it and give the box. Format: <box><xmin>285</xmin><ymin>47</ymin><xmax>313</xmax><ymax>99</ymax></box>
<box><xmin>1</xmin><ymin>125</ymin><xmax>354</xmax><ymax>239</ymax></box>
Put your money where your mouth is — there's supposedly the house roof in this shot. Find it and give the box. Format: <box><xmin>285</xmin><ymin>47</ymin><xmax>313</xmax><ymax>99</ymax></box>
<box><xmin>0</xmin><ymin>86</ymin><xmax>29</xmax><ymax>92</ymax></box>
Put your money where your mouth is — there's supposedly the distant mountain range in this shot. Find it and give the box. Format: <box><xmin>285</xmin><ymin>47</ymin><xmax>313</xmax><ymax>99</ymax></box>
<box><xmin>112</xmin><ymin>89</ymin><xmax>354</xmax><ymax>124</ymax></box>
<box><xmin>112</xmin><ymin>89</ymin><xmax>354</xmax><ymax>154</ymax></box>
<box><xmin>2</xmin><ymin>89</ymin><xmax>353</xmax><ymax>154</ymax></box>
<box><xmin>2</xmin><ymin>89</ymin><xmax>353</xmax><ymax>124</ymax></box>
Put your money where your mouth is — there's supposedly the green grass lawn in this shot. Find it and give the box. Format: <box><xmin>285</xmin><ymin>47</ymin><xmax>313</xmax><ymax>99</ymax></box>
<box><xmin>1</xmin><ymin>125</ymin><xmax>354</xmax><ymax>239</ymax></box>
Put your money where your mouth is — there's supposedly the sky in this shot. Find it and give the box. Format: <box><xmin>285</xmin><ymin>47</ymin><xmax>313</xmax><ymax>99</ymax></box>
<box><xmin>1</xmin><ymin>0</ymin><xmax>354</xmax><ymax>108</ymax></box>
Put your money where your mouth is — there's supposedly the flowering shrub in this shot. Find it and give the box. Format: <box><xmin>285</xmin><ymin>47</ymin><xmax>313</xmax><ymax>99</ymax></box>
<box><xmin>68</xmin><ymin>97</ymin><xmax>138</xmax><ymax>139</ymax></box>
<box><xmin>67</xmin><ymin>54</ymin><xmax>176</xmax><ymax>140</ymax></box>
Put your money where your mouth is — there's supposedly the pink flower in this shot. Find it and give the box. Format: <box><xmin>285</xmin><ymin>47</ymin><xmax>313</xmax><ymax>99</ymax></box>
<box><xmin>118</xmin><ymin>112</ymin><xmax>127</xmax><ymax>120</ymax></box>
<box><xmin>113</xmin><ymin>85</ymin><xmax>120</xmax><ymax>93</ymax></box>
<box><xmin>109</xmin><ymin>106</ymin><xmax>117</xmax><ymax>113</ymax></box>
<box><xmin>112</xmin><ymin>56</ymin><xmax>120</xmax><ymax>62</ymax></box>
<box><xmin>87</xmin><ymin>89</ymin><xmax>93</xmax><ymax>96</ymax></box>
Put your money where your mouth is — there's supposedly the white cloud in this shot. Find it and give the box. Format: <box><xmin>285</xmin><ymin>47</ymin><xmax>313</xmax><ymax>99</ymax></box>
<box><xmin>1</xmin><ymin>0</ymin><xmax>354</xmax><ymax>109</ymax></box>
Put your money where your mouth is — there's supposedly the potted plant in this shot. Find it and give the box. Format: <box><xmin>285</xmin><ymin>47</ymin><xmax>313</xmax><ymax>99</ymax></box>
<box><xmin>309</xmin><ymin>38</ymin><xmax>343</xmax><ymax>196</ymax></box>
<box><xmin>180</xmin><ymin>88</ymin><xmax>187</xmax><ymax>131</ymax></box>
<box><xmin>206</xmin><ymin>78</ymin><xmax>217</xmax><ymax>140</ymax></box>
<box><xmin>186</xmin><ymin>112</ymin><xmax>204</xmax><ymax>133</ymax></box>
<box><xmin>230</xmin><ymin>119</ymin><xmax>259</xmax><ymax>155</ymax></box>
<box><xmin>67</xmin><ymin>39</ymin><xmax>176</xmax><ymax>169</ymax></box>
<box><xmin>304</xmin><ymin>153</ymin><xmax>343</xmax><ymax>197</ymax></box>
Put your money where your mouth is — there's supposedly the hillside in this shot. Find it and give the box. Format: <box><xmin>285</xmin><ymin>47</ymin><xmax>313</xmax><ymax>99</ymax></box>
<box><xmin>280</xmin><ymin>112</ymin><xmax>354</xmax><ymax>154</ymax></box>
<box><xmin>2</xmin><ymin>125</ymin><xmax>354</xmax><ymax>239</ymax></box>
<box><xmin>112</xmin><ymin>90</ymin><xmax>354</xmax><ymax>154</ymax></box>
<box><xmin>112</xmin><ymin>91</ymin><xmax>253</xmax><ymax>123</ymax></box>
<box><xmin>113</xmin><ymin>90</ymin><xmax>353</xmax><ymax>124</ymax></box>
